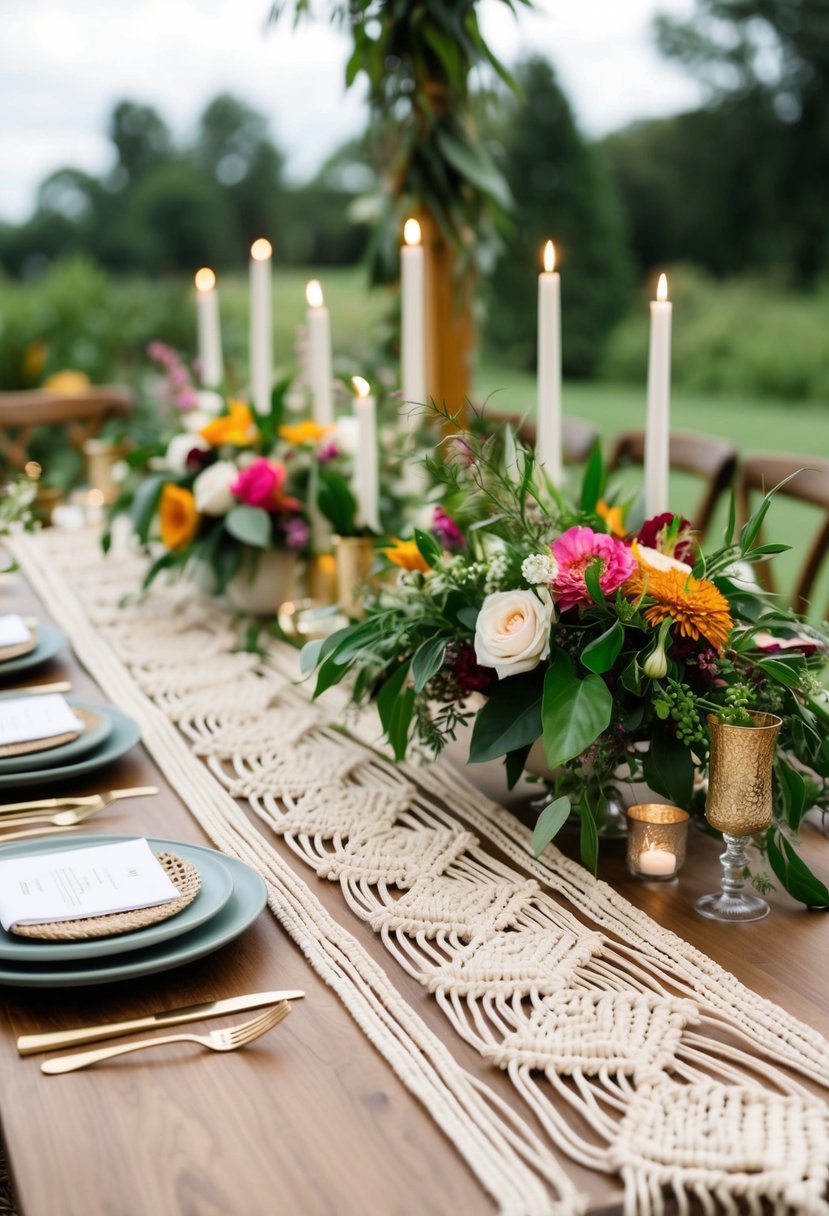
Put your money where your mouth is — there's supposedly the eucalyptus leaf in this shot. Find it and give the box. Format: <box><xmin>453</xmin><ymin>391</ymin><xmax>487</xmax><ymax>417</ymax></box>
<box><xmin>225</xmin><ymin>505</ymin><xmax>271</xmax><ymax>549</ymax></box>
<box><xmin>533</xmin><ymin>796</ymin><xmax>571</xmax><ymax>856</ymax></box>
<box><xmin>411</xmin><ymin>636</ymin><xmax>448</xmax><ymax>692</ymax></box>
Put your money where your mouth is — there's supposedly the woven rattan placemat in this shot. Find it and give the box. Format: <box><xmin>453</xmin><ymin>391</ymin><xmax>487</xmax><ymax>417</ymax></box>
<box><xmin>11</xmin><ymin>852</ymin><xmax>201</xmax><ymax>941</ymax></box>
<box><xmin>0</xmin><ymin>706</ymin><xmax>97</xmax><ymax>760</ymax></box>
<box><xmin>0</xmin><ymin>624</ymin><xmax>36</xmax><ymax>664</ymax></box>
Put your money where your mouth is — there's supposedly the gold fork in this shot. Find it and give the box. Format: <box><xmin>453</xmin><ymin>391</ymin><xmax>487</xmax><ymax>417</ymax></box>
<box><xmin>0</xmin><ymin>786</ymin><xmax>158</xmax><ymax>818</ymax></box>
<box><xmin>41</xmin><ymin>1002</ymin><xmax>291</xmax><ymax>1074</ymax></box>
<box><xmin>0</xmin><ymin>803</ymin><xmax>107</xmax><ymax>832</ymax></box>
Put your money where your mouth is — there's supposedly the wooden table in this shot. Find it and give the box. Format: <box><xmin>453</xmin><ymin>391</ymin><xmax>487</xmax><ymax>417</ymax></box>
<box><xmin>0</xmin><ymin>567</ymin><xmax>826</xmax><ymax>1216</ymax></box>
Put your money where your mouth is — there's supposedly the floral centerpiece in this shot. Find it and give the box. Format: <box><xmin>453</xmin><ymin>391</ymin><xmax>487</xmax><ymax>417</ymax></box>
<box><xmin>302</xmin><ymin>418</ymin><xmax>829</xmax><ymax>906</ymax></box>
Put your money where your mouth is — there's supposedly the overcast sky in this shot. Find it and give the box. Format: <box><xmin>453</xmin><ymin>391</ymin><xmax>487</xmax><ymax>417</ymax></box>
<box><xmin>0</xmin><ymin>0</ymin><xmax>700</xmax><ymax>223</ymax></box>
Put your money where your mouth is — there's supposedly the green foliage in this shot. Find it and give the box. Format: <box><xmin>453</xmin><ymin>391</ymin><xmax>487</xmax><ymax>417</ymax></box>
<box><xmin>602</xmin><ymin>264</ymin><xmax>829</xmax><ymax>402</ymax></box>
<box><xmin>484</xmin><ymin>57</ymin><xmax>634</xmax><ymax>377</ymax></box>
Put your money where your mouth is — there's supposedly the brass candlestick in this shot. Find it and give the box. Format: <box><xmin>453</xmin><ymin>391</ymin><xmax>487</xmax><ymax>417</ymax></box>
<box><xmin>696</xmin><ymin>712</ymin><xmax>782</xmax><ymax>923</ymax></box>
<box><xmin>334</xmin><ymin>536</ymin><xmax>378</xmax><ymax>619</ymax></box>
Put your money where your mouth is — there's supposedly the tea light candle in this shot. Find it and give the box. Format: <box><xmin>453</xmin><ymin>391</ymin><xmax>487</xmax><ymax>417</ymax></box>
<box><xmin>305</xmin><ymin>279</ymin><xmax>333</xmax><ymax>427</ymax></box>
<box><xmin>351</xmin><ymin>376</ymin><xmax>380</xmax><ymax>534</ymax></box>
<box><xmin>645</xmin><ymin>272</ymin><xmax>672</xmax><ymax>516</ymax></box>
<box><xmin>249</xmin><ymin>238</ymin><xmax>273</xmax><ymax>414</ymax></box>
<box><xmin>637</xmin><ymin>847</ymin><xmax>677</xmax><ymax>877</ymax></box>
<box><xmin>194</xmin><ymin>267</ymin><xmax>223</xmax><ymax>389</ymax></box>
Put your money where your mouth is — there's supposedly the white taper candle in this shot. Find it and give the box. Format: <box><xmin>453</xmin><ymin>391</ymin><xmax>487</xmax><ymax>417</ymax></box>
<box><xmin>536</xmin><ymin>240</ymin><xmax>562</xmax><ymax>487</ymax></box>
<box><xmin>645</xmin><ymin>273</ymin><xmax>672</xmax><ymax>517</ymax></box>
<box><xmin>351</xmin><ymin>376</ymin><xmax>380</xmax><ymax>534</ymax></box>
<box><xmin>194</xmin><ymin>267</ymin><xmax>223</xmax><ymax>389</ymax></box>
<box><xmin>249</xmin><ymin>238</ymin><xmax>273</xmax><ymax>414</ymax></box>
<box><xmin>305</xmin><ymin>279</ymin><xmax>333</xmax><ymax>427</ymax></box>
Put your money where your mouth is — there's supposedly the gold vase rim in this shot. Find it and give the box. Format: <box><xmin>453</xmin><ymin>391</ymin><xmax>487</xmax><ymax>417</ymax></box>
<box><xmin>706</xmin><ymin>711</ymin><xmax>783</xmax><ymax>732</ymax></box>
<box><xmin>625</xmin><ymin>803</ymin><xmax>690</xmax><ymax>826</ymax></box>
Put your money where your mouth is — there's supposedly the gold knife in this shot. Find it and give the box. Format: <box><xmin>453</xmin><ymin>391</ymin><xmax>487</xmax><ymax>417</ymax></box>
<box><xmin>17</xmin><ymin>990</ymin><xmax>305</xmax><ymax>1055</ymax></box>
<box><xmin>0</xmin><ymin>682</ymin><xmax>72</xmax><ymax>697</ymax></box>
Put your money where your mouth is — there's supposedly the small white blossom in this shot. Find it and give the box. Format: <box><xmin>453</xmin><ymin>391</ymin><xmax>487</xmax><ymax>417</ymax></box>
<box><xmin>521</xmin><ymin>553</ymin><xmax>558</xmax><ymax>586</ymax></box>
<box><xmin>484</xmin><ymin>551</ymin><xmax>510</xmax><ymax>594</ymax></box>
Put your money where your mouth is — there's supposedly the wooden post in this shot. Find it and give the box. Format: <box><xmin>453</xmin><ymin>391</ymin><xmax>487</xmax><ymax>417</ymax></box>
<box><xmin>418</xmin><ymin>223</ymin><xmax>473</xmax><ymax>433</ymax></box>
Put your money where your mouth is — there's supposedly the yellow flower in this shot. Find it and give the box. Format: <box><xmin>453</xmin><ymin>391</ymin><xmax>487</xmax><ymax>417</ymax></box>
<box><xmin>625</xmin><ymin>564</ymin><xmax>733</xmax><ymax>653</ymax></box>
<box><xmin>200</xmin><ymin>401</ymin><xmax>258</xmax><ymax>447</ymax></box>
<box><xmin>159</xmin><ymin>483</ymin><xmax>199</xmax><ymax>550</ymax></box>
<box><xmin>278</xmin><ymin>420</ymin><xmax>334</xmax><ymax>445</ymax></box>
<box><xmin>596</xmin><ymin>499</ymin><xmax>626</xmax><ymax>538</ymax></box>
<box><xmin>383</xmin><ymin>539</ymin><xmax>429</xmax><ymax>573</ymax></box>
<box><xmin>44</xmin><ymin>369</ymin><xmax>90</xmax><ymax>394</ymax></box>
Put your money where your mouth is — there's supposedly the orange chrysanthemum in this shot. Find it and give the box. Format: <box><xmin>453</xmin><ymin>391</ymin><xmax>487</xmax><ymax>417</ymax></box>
<box><xmin>159</xmin><ymin>483</ymin><xmax>199</xmax><ymax>550</ymax></box>
<box><xmin>596</xmin><ymin>498</ymin><xmax>626</xmax><ymax>538</ymax></box>
<box><xmin>200</xmin><ymin>400</ymin><xmax>258</xmax><ymax>447</ymax></box>
<box><xmin>278</xmin><ymin>420</ymin><xmax>333</xmax><ymax>445</ymax></box>
<box><xmin>382</xmin><ymin>539</ymin><xmax>429</xmax><ymax>573</ymax></box>
<box><xmin>625</xmin><ymin>564</ymin><xmax>733</xmax><ymax>653</ymax></box>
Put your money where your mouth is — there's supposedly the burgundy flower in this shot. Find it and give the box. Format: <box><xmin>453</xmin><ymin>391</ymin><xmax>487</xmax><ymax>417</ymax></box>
<box><xmin>635</xmin><ymin>513</ymin><xmax>695</xmax><ymax>564</ymax></box>
<box><xmin>449</xmin><ymin>642</ymin><xmax>494</xmax><ymax>695</ymax></box>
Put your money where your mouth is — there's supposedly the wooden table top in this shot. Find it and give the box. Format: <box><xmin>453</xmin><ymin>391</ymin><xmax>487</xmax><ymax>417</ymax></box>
<box><xmin>0</xmin><ymin>566</ymin><xmax>826</xmax><ymax>1216</ymax></box>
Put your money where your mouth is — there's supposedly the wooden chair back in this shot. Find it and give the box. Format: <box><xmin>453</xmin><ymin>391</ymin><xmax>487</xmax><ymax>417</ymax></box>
<box><xmin>608</xmin><ymin>429</ymin><xmax>738</xmax><ymax>539</ymax></box>
<box><xmin>490</xmin><ymin>413</ymin><xmax>600</xmax><ymax>465</ymax></box>
<box><xmin>738</xmin><ymin>453</ymin><xmax>829</xmax><ymax>617</ymax></box>
<box><xmin>0</xmin><ymin>387</ymin><xmax>133</xmax><ymax>473</ymax></box>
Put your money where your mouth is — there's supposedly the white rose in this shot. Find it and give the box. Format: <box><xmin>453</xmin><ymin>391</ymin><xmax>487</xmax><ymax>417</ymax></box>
<box><xmin>164</xmin><ymin>432</ymin><xmax>209</xmax><ymax>473</ymax></box>
<box><xmin>196</xmin><ymin>389</ymin><xmax>225</xmax><ymax>417</ymax></box>
<box><xmin>192</xmin><ymin>461</ymin><xmax>238</xmax><ymax>516</ymax></box>
<box><xmin>474</xmin><ymin>589</ymin><xmax>555</xmax><ymax>678</ymax></box>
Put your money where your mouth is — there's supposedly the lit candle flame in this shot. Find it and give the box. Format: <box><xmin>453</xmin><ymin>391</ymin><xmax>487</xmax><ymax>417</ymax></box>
<box><xmin>306</xmin><ymin>279</ymin><xmax>324</xmax><ymax>309</ymax></box>
<box><xmin>194</xmin><ymin>267</ymin><xmax>216</xmax><ymax>292</ymax></box>
<box><xmin>352</xmin><ymin>375</ymin><xmax>371</xmax><ymax>399</ymax></box>
<box><xmin>250</xmin><ymin>238</ymin><xmax>273</xmax><ymax>261</ymax></box>
<box><xmin>543</xmin><ymin>240</ymin><xmax>556</xmax><ymax>274</ymax></box>
<box><xmin>403</xmin><ymin>218</ymin><xmax>422</xmax><ymax>247</ymax></box>
<box><xmin>24</xmin><ymin>461</ymin><xmax>42</xmax><ymax>481</ymax></box>
<box><xmin>656</xmin><ymin>273</ymin><xmax>669</xmax><ymax>302</ymax></box>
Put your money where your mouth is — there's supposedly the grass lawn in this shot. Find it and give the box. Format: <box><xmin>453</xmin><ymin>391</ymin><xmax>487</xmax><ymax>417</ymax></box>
<box><xmin>212</xmin><ymin>267</ymin><xmax>829</xmax><ymax>619</ymax></box>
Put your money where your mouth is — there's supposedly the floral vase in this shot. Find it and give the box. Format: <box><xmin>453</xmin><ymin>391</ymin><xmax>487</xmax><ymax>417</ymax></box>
<box><xmin>226</xmin><ymin>547</ymin><xmax>299</xmax><ymax>616</ymax></box>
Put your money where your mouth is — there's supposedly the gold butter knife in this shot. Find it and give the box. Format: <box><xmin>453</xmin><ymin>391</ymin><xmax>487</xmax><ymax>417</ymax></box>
<box><xmin>0</xmin><ymin>786</ymin><xmax>158</xmax><ymax>817</ymax></box>
<box><xmin>17</xmin><ymin>991</ymin><xmax>305</xmax><ymax>1055</ymax></box>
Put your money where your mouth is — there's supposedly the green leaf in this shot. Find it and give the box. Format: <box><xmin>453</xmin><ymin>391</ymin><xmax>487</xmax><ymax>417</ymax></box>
<box><xmin>579</xmin><ymin>796</ymin><xmax>599</xmax><ymax>876</ymax></box>
<box><xmin>541</xmin><ymin>651</ymin><xmax>612</xmax><ymax>770</ymax></box>
<box><xmin>317</xmin><ymin>469</ymin><xmax>357</xmax><ymax>537</ymax></box>
<box><xmin>411</xmin><ymin>636</ymin><xmax>447</xmax><ymax>692</ymax></box>
<box><xmin>468</xmin><ymin>674</ymin><xmax>543</xmax><ymax>763</ymax></box>
<box><xmin>414</xmin><ymin>528</ymin><xmax>442</xmax><ymax>568</ymax></box>
<box><xmin>765</xmin><ymin>828</ymin><xmax>829</xmax><ymax>908</ymax></box>
<box><xmin>620</xmin><ymin>656</ymin><xmax>643</xmax><ymax>694</ymax></box>
<box><xmin>533</xmin><ymin>796</ymin><xmax>571</xmax><ymax>856</ymax></box>
<box><xmin>581</xmin><ymin>620</ymin><xmax>623</xmax><ymax>674</ymax></box>
<box><xmin>130</xmin><ymin>472</ymin><xmax>166</xmax><ymax>544</ymax></box>
<box><xmin>756</xmin><ymin>657</ymin><xmax>805</xmax><ymax>689</ymax></box>
<box><xmin>456</xmin><ymin>606</ymin><xmax>480</xmax><ymax>630</ymax></box>
<box><xmin>505</xmin><ymin>744</ymin><xmax>531</xmax><ymax>790</ymax></box>
<box><xmin>579</xmin><ymin>442</ymin><xmax>605</xmax><ymax>513</ymax></box>
<box><xmin>376</xmin><ymin>662</ymin><xmax>411</xmax><ymax>733</ymax></box>
<box><xmin>224</xmin><ymin>505</ymin><xmax>270</xmax><ymax>549</ymax></box>
<box><xmin>722</xmin><ymin>491</ymin><xmax>736</xmax><ymax>548</ymax></box>
<box><xmin>776</xmin><ymin>761</ymin><xmax>807</xmax><ymax>832</ymax></box>
<box><xmin>299</xmin><ymin>638</ymin><xmax>326</xmax><ymax>677</ymax></box>
<box><xmin>583</xmin><ymin>560</ymin><xmax>606</xmax><ymax>607</ymax></box>
<box><xmin>376</xmin><ymin>662</ymin><xmax>414</xmax><ymax>761</ymax></box>
<box><xmin>643</xmin><ymin>726</ymin><xmax>694</xmax><ymax>808</ymax></box>
<box><xmin>433</xmin><ymin>125</ymin><xmax>512</xmax><ymax>209</ymax></box>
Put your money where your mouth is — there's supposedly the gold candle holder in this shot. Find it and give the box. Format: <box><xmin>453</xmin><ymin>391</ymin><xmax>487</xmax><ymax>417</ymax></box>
<box><xmin>696</xmin><ymin>712</ymin><xmax>782</xmax><ymax>923</ymax></box>
<box><xmin>334</xmin><ymin>535</ymin><xmax>377</xmax><ymax>619</ymax></box>
<box><xmin>625</xmin><ymin>804</ymin><xmax>689</xmax><ymax>880</ymax></box>
<box><xmin>306</xmin><ymin>552</ymin><xmax>339</xmax><ymax>606</ymax></box>
<box><xmin>82</xmin><ymin>438</ymin><xmax>128</xmax><ymax>505</ymax></box>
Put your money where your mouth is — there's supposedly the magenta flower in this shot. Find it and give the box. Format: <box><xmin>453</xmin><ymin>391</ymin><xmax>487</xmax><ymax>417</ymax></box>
<box><xmin>231</xmin><ymin>458</ymin><xmax>300</xmax><ymax>512</ymax></box>
<box><xmin>283</xmin><ymin>517</ymin><xmax>310</xmax><ymax>550</ymax></box>
<box><xmin>433</xmin><ymin>506</ymin><xmax>464</xmax><ymax>551</ymax></box>
<box><xmin>551</xmin><ymin>526</ymin><xmax>636</xmax><ymax>612</ymax></box>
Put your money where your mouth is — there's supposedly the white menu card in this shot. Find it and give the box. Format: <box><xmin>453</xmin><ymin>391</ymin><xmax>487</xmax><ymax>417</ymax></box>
<box><xmin>0</xmin><ymin>839</ymin><xmax>180</xmax><ymax>929</ymax></box>
<box><xmin>0</xmin><ymin>694</ymin><xmax>84</xmax><ymax>746</ymax></box>
<box><xmin>0</xmin><ymin>615</ymin><xmax>32</xmax><ymax>648</ymax></box>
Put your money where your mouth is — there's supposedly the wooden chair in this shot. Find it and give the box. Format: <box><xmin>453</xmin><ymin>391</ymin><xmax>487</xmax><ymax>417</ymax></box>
<box><xmin>489</xmin><ymin>413</ymin><xmax>600</xmax><ymax>465</ymax></box>
<box><xmin>608</xmin><ymin>429</ymin><xmax>739</xmax><ymax>539</ymax></box>
<box><xmin>738</xmin><ymin>453</ymin><xmax>829</xmax><ymax>617</ymax></box>
<box><xmin>0</xmin><ymin>386</ymin><xmax>133</xmax><ymax>473</ymax></box>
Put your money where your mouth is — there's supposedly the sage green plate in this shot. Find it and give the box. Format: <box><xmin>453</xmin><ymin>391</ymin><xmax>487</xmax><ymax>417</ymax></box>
<box><xmin>0</xmin><ymin>836</ymin><xmax>267</xmax><ymax>986</ymax></box>
<box><xmin>0</xmin><ymin>704</ymin><xmax>140</xmax><ymax>789</ymax></box>
<box><xmin>0</xmin><ymin>624</ymin><xmax>66</xmax><ymax>677</ymax></box>
<box><xmin>0</xmin><ymin>697</ymin><xmax>113</xmax><ymax>775</ymax></box>
<box><xmin>0</xmin><ymin>835</ymin><xmax>234</xmax><ymax>962</ymax></box>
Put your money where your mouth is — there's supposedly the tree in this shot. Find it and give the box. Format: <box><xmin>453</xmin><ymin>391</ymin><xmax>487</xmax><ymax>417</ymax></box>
<box><xmin>485</xmin><ymin>58</ymin><xmax>633</xmax><ymax>377</ymax></box>
<box><xmin>108</xmin><ymin>101</ymin><xmax>173</xmax><ymax>186</ymax></box>
<box><xmin>654</xmin><ymin>0</ymin><xmax>829</xmax><ymax>280</ymax></box>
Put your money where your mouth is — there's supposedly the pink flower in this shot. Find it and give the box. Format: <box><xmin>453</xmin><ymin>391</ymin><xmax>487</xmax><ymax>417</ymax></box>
<box><xmin>551</xmin><ymin>526</ymin><xmax>636</xmax><ymax>612</ymax></box>
<box><xmin>433</xmin><ymin>506</ymin><xmax>464</xmax><ymax>551</ymax></box>
<box><xmin>231</xmin><ymin>458</ymin><xmax>300</xmax><ymax>513</ymax></box>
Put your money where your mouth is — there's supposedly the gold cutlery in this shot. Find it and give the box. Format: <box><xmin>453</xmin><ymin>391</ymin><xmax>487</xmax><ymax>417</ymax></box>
<box><xmin>0</xmin><ymin>823</ymin><xmax>88</xmax><ymax>844</ymax></box>
<box><xmin>41</xmin><ymin>1002</ymin><xmax>291</xmax><ymax>1074</ymax></box>
<box><xmin>0</xmin><ymin>786</ymin><xmax>158</xmax><ymax>817</ymax></box>
<box><xmin>18</xmin><ymin>990</ymin><xmax>306</xmax><ymax>1055</ymax></box>
<box><xmin>1</xmin><ymin>682</ymin><xmax>72</xmax><ymax>697</ymax></box>
<box><xmin>0</xmin><ymin>803</ymin><xmax>107</xmax><ymax>831</ymax></box>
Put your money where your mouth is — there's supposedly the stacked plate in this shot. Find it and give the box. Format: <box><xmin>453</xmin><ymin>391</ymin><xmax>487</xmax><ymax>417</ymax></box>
<box><xmin>0</xmin><ymin>621</ymin><xmax>67</xmax><ymax>678</ymax></box>
<box><xmin>0</xmin><ymin>834</ymin><xmax>268</xmax><ymax>987</ymax></box>
<box><xmin>0</xmin><ymin>694</ymin><xmax>142</xmax><ymax>788</ymax></box>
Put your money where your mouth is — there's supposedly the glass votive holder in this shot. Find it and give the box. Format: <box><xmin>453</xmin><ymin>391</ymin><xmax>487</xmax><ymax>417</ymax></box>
<box><xmin>625</xmin><ymin>804</ymin><xmax>689</xmax><ymax>881</ymax></box>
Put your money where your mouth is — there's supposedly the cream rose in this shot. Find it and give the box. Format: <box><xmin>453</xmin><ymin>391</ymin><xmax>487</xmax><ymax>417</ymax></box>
<box><xmin>192</xmin><ymin>460</ymin><xmax>237</xmax><ymax>516</ymax></box>
<box><xmin>164</xmin><ymin>432</ymin><xmax>209</xmax><ymax>473</ymax></box>
<box><xmin>474</xmin><ymin>589</ymin><xmax>555</xmax><ymax>678</ymax></box>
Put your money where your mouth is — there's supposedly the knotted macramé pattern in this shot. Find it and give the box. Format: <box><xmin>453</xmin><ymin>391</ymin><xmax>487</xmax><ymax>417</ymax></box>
<box><xmin>25</xmin><ymin>533</ymin><xmax>829</xmax><ymax>1216</ymax></box>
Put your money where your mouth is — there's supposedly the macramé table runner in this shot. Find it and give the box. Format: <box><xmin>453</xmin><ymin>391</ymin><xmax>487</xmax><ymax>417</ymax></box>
<box><xmin>15</xmin><ymin>530</ymin><xmax>829</xmax><ymax>1216</ymax></box>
